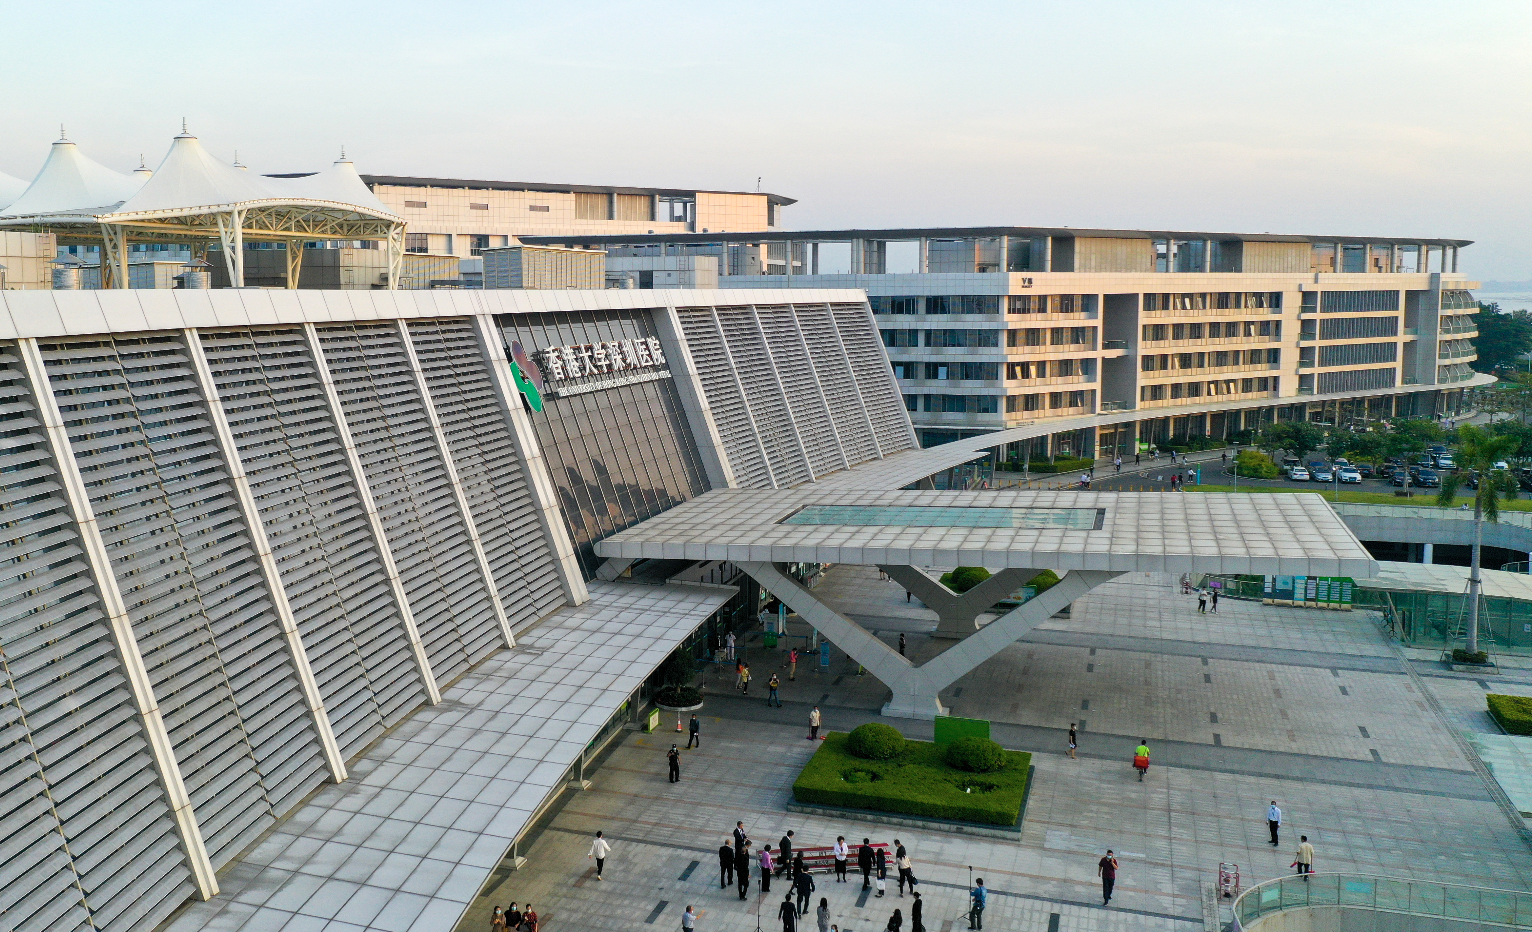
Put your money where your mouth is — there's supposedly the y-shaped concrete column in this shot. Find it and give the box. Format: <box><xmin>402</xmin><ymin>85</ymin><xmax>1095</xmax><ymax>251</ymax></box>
<box><xmin>878</xmin><ymin>565</ymin><xmax>1038</xmax><ymax>639</ymax></box>
<box><xmin>742</xmin><ymin>562</ymin><xmax>1122</xmax><ymax>719</ymax></box>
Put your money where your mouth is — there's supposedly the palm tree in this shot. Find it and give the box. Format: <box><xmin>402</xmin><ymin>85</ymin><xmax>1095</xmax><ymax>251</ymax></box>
<box><xmin>1436</xmin><ymin>425</ymin><xmax>1520</xmax><ymax>657</ymax></box>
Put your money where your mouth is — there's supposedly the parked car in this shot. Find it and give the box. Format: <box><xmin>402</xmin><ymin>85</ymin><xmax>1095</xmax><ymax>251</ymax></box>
<box><xmin>1358</xmin><ymin>463</ymin><xmax>1376</xmax><ymax>478</ymax></box>
<box><xmin>1493</xmin><ymin>461</ymin><xmax>1510</xmax><ymax>471</ymax></box>
<box><xmin>1290</xmin><ymin>466</ymin><xmax>1311</xmax><ymax>482</ymax></box>
<box><xmin>1337</xmin><ymin>467</ymin><xmax>1362</xmax><ymax>484</ymax></box>
<box><xmin>1311</xmin><ymin>465</ymin><xmax>1335</xmax><ymax>482</ymax></box>
<box><xmin>1414</xmin><ymin>455</ymin><xmax>1434</xmax><ymax>468</ymax></box>
<box><xmin>1415</xmin><ymin>468</ymin><xmax>1441</xmax><ymax>488</ymax></box>
<box><xmin>1435</xmin><ymin>454</ymin><xmax>1456</xmax><ymax>470</ymax></box>
<box><xmin>1332</xmin><ymin>458</ymin><xmax>1350</xmax><ymax>467</ymax></box>
<box><xmin>1390</xmin><ymin>470</ymin><xmax>1409</xmax><ymax>487</ymax></box>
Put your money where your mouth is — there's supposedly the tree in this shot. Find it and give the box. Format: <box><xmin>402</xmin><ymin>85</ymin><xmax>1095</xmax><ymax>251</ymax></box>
<box><xmin>1324</xmin><ymin>428</ymin><xmax>1365</xmax><ymax>462</ymax></box>
<box><xmin>1471</xmin><ymin>302</ymin><xmax>1532</xmax><ymax>374</ymax></box>
<box><xmin>1490</xmin><ymin>420</ymin><xmax>1532</xmax><ymax>461</ymax></box>
<box><xmin>1259</xmin><ymin>422</ymin><xmax>1325</xmax><ymax>462</ymax></box>
<box><xmin>1436</xmin><ymin>425</ymin><xmax>1520</xmax><ymax>657</ymax></box>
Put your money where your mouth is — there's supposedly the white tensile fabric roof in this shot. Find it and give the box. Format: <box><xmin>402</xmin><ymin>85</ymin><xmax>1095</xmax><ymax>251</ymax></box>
<box><xmin>0</xmin><ymin>131</ymin><xmax>399</xmax><ymax>224</ymax></box>
<box><xmin>0</xmin><ymin>171</ymin><xmax>30</xmax><ymax>212</ymax></box>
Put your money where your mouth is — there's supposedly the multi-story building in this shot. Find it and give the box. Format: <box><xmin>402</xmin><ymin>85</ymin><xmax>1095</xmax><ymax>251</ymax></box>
<box><xmin>524</xmin><ymin>227</ymin><xmax>1487</xmax><ymax>455</ymax></box>
<box><xmin>359</xmin><ymin>175</ymin><xmax>791</xmax><ymax>259</ymax></box>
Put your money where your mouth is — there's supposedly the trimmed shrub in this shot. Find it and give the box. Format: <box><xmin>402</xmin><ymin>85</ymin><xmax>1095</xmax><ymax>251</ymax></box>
<box><xmin>939</xmin><ymin>566</ymin><xmax>992</xmax><ymax>593</ymax></box>
<box><xmin>1022</xmin><ymin>456</ymin><xmax>1095</xmax><ymax>475</ymax></box>
<box><xmin>654</xmin><ymin>685</ymin><xmax>702</xmax><ymax>707</ymax></box>
<box><xmin>793</xmin><ymin>732</ymin><xmax>1031</xmax><ymax>826</ymax></box>
<box><xmin>1027</xmin><ymin>570</ymin><xmax>1061</xmax><ymax>594</ymax></box>
<box><xmin>1453</xmin><ymin>648</ymin><xmax>1489</xmax><ymax>665</ymax></box>
<box><xmin>944</xmin><ymin>736</ymin><xmax>1006</xmax><ymax>773</ymax></box>
<box><xmin>847</xmin><ymin>723</ymin><xmax>906</xmax><ymax>760</ymax></box>
<box><xmin>1235</xmin><ymin>450</ymin><xmax>1280</xmax><ymax>479</ymax></box>
<box><xmin>1489</xmin><ymin>694</ymin><xmax>1532</xmax><ymax>736</ymax></box>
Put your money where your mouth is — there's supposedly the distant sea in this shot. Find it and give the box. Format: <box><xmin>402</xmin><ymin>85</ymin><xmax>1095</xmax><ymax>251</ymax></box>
<box><xmin>1477</xmin><ymin>281</ymin><xmax>1532</xmax><ymax>313</ymax></box>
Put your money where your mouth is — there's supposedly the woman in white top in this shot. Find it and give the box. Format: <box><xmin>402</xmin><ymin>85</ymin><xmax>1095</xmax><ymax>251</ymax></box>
<box><xmin>832</xmin><ymin>836</ymin><xmax>849</xmax><ymax>882</ymax></box>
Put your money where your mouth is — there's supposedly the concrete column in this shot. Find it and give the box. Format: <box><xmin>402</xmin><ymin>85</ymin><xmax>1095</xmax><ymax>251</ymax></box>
<box><xmin>742</xmin><ymin>561</ymin><xmax>1121</xmax><ymax>719</ymax></box>
<box><xmin>301</xmin><ymin>323</ymin><xmax>443</xmax><ymax>705</ymax></box>
<box><xmin>182</xmin><ymin>329</ymin><xmax>348</xmax><ymax>783</ymax></box>
<box><xmin>812</xmin><ymin>242</ymin><xmax>819</xmax><ymax>275</ymax></box>
<box><xmin>919</xmin><ymin>237</ymin><xmax>929</xmax><ymax>273</ymax></box>
<box><xmin>880</xmin><ymin>566</ymin><xmax>1037</xmax><ymax>638</ymax></box>
<box><xmin>394</xmin><ymin>319</ymin><xmax>518</xmax><ymax>649</ymax></box>
<box><xmin>1423</xmin><ymin>543</ymin><xmax>1434</xmax><ymax>564</ymax></box>
<box><xmin>783</xmin><ymin>240</ymin><xmax>793</xmax><ymax>277</ymax></box>
<box><xmin>850</xmin><ymin>239</ymin><xmax>864</xmax><ymax>274</ymax></box>
<box><xmin>17</xmin><ymin>338</ymin><xmax>221</xmax><ymax>899</ymax></box>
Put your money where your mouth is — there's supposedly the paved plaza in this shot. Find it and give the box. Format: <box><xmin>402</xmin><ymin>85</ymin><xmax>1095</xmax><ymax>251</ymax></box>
<box><xmin>456</xmin><ymin>569</ymin><xmax>1532</xmax><ymax>932</ymax></box>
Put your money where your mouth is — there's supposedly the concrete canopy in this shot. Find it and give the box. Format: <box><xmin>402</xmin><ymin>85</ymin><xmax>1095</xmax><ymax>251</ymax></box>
<box><xmin>595</xmin><ymin>488</ymin><xmax>1380</xmax><ymax>578</ymax></box>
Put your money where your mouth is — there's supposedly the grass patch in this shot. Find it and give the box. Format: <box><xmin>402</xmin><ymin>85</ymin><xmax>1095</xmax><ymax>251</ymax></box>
<box><xmin>1489</xmin><ymin>694</ymin><xmax>1532</xmax><ymax>736</ymax></box>
<box><xmin>792</xmin><ymin>732</ymin><xmax>1031</xmax><ymax>826</ymax></box>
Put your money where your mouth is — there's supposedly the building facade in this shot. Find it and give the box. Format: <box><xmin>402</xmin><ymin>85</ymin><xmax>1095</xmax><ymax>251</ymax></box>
<box><xmin>0</xmin><ymin>286</ymin><xmax>908</xmax><ymax>932</ymax></box>
<box><xmin>524</xmin><ymin>227</ymin><xmax>1486</xmax><ymax>454</ymax></box>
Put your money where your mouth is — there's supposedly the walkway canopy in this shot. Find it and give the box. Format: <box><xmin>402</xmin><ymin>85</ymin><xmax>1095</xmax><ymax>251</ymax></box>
<box><xmin>0</xmin><ymin>128</ymin><xmax>405</xmax><ymax>288</ymax></box>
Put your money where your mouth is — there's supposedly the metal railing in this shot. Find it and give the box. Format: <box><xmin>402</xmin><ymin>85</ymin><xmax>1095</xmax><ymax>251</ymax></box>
<box><xmin>1102</xmin><ymin>339</ymin><xmax>1128</xmax><ymax>350</ymax></box>
<box><xmin>1233</xmin><ymin>872</ymin><xmax>1532</xmax><ymax>930</ymax></box>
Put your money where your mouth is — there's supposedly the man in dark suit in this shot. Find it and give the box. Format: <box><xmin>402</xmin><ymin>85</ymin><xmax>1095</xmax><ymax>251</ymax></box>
<box><xmin>858</xmin><ymin>838</ymin><xmax>875</xmax><ymax>889</ymax></box>
<box><xmin>719</xmin><ymin>839</ymin><xmax>735</xmax><ymax>888</ymax></box>
<box><xmin>777</xmin><ymin>830</ymin><xmax>794</xmax><ymax>877</ymax></box>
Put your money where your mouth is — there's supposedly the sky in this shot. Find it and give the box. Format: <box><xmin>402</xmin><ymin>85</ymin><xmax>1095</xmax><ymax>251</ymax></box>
<box><xmin>2</xmin><ymin>1</ymin><xmax>1529</xmax><ymax>279</ymax></box>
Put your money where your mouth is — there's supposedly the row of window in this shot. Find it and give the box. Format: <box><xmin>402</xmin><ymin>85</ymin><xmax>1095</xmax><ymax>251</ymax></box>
<box><xmin>891</xmin><ymin>361</ymin><xmax>1002</xmax><ymax>381</ymax></box>
<box><xmin>1315</xmin><ymin>367</ymin><xmax>1396</xmax><ymax>394</ymax></box>
<box><xmin>1142</xmin><ymin>320</ymin><xmax>1280</xmax><ymax>341</ymax></box>
<box><xmin>1006</xmin><ymin>390</ymin><xmax>1092</xmax><ymax>412</ymax></box>
<box><xmin>1316</xmin><ymin>315</ymin><xmax>1399</xmax><ymax>340</ymax></box>
<box><xmin>871</xmin><ymin>296</ymin><xmax>1002</xmax><ymax>315</ymax></box>
<box><xmin>1009</xmin><ymin>294</ymin><xmax>1091</xmax><ymax>314</ymax></box>
<box><xmin>1309</xmin><ymin>290</ymin><xmax>1400</xmax><ymax>313</ymax></box>
<box><xmin>1317</xmin><ymin>342</ymin><xmax>1397</xmax><ymax>367</ymax></box>
<box><xmin>1143</xmin><ymin>292</ymin><xmax>1282</xmax><ymax>311</ymax></box>
<box><xmin>902</xmin><ymin>391</ymin><xmax>1093</xmax><ymax>413</ymax></box>
<box><xmin>1007</xmin><ymin>327</ymin><xmax>1096</xmax><ymax>348</ymax></box>
<box><xmin>1141</xmin><ymin>349</ymin><xmax>1279</xmax><ymax>372</ymax></box>
<box><xmin>1141</xmin><ymin>377</ymin><xmax>1277</xmax><ymax>401</ymax></box>
<box><xmin>1007</xmin><ymin>358</ymin><xmax>1093</xmax><ymax>379</ymax></box>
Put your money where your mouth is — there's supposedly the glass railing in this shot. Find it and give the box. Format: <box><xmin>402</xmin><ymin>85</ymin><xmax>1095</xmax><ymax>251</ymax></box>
<box><xmin>1233</xmin><ymin>873</ymin><xmax>1532</xmax><ymax>930</ymax></box>
<box><xmin>1102</xmin><ymin>340</ymin><xmax>1127</xmax><ymax>350</ymax></box>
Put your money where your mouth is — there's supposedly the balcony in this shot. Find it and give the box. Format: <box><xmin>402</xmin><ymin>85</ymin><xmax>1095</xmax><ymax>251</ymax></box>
<box><xmin>1439</xmin><ymin>347</ymin><xmax>1477</xmax><ymax>360</ymax></box>
<box><xmin>1102</xmin><ymin>339</ymin><xmax>1127</xmax><ymax>351</ymax></box>
<box><xmin>1100</xmin><ymin>400</ymin><xmax>1134</xmax><ymax>412</ymax></box>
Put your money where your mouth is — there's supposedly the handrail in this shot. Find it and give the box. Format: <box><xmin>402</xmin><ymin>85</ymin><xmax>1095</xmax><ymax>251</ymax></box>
<box><xmin>1232</xmin><ymin>872</ymin><xmax>1532</xmax><ymax>929</ymax></box>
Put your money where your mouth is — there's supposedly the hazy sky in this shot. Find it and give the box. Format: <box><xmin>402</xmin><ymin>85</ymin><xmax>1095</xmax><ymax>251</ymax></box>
<box><xmin>3</xmin><ymin>1</ymin><xmax>1529</xmax><ymax>278</ymax></box>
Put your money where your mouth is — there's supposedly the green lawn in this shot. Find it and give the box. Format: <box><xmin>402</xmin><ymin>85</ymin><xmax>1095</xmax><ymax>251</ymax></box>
<box><xmin>1184</xmin><ymin>484</ymin><xmax>1532</xmax><ymax>510</ymax></box>
<box><xmin>792</xmin><ymin>732</ymin><xmax>1031</xmax><ymax>827</ymax></box>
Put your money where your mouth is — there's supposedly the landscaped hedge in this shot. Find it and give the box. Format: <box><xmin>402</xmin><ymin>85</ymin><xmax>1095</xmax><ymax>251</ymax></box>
<box><xmin>1235</xmin><ymin>450</ymin><xmax>1280</xmax><ymax>479</ymax></box>
<box><xmin>793</xmin><ymin>732</ymin><xmax>1031</xmax><ymax>826</ymax></box>
<box><xmin>944</xmin><ymin>736</ymin><xmax>1006</xmax><ymax>773</ymax></box>
<box><xmin>846</xmin><ymin>723</ymin><xmax>905</xmax><ymax>760</ymax></box>
<box><xmin>1489</xmin><ymin>694</ymin><xmax>1532</xmax><ymax>736</ymax></box>
<box><xmin>1020</xmin><ymin>456</ymin><xmax>1095</xmax><ymax>475</ymax></box>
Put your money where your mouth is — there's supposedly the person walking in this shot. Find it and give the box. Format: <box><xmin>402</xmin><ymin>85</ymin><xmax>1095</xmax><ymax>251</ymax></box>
<box><xmin>816</xmin><ymin>898</ymin><xmax>831</xmax><ymax>932</ymax></box>
<box><xmin>719</xmin><ymin>838</ymin><xmax>735</xmax><ymax>888</ymax></box>
<box><xmin>687</xmin><ymin>714</ymin><xmax>700</xmax><ymax>749</ymax></box>
<box><xmin>898</xmin><ymin>632</ymin><xmax>906</xmax><ymax>656</ymax></box>
<box><xmin>875</xmin><ymin>846</ymin><xmax>888</xmax><ymax>896</ymax></box>
<box><xmin>1210</xmin><ymin>589</ymin><xmax>1220</xmax><ymax>613</ymax></box>
<box><xmin>778</xmin><ymin>893</ymin><xmax>798</xmax><ymax>932</ymax></box>
<box><xmin>682</xmin><ymin>905</ymin><xmax>696</xmax><ymax>931</ymax></box>
<box><xmin>1135</xmin><ymin>452</ymin><xmax>1141</xmax><ymax>466</ymax></box>
<box><xmin>507</xmin><ymin>904</ymin><xmax>522</xmax><ymax>930</ymax></box>
<box><xmin>1134</xmin><ymin>739</ymin><xmax>1150</xmax><ymax>780</ymax></box>
<box><xmin>768</xmin><ymin>673</ymin><xmax>782</xmax><ymax>708</ymax></box>
<box><xmin>885</xmin><ymin>908</ymin><xmax>902</xmax><ymax>932</ymax></box>
<box><xmin>740</xmin><ymin>662</ymin><xmax>751</xmax><ymax>695</ymax></box>
<box><xmin>492</xmin><ymin>906</ymin><xmax>506</xmax><ymax>931</ymax></box>
<box><xmin>968</xmin><ymin>878</ymin><xmax>986</xmax><ymax>930</ymax></box>
<box><xmin>1221</xmin><ymin>450</ymin><xmax>1228</xmax><ymax>467</ymax></box>
<box><xmin>725</xmin><ymin>631</ymin><xmax>736</xmax><ymax>661</ymax></box>
<box><xmin>832</xmin><ymin>836</ymin><xmax>849</xmax><ymax>882</ymax></box>
<box><xmin>1267</xmin><ymin>801</ymin><xmax>1282</xmax><ymax>846</ymax></box>
<box><xmin>1098</xmin><ymin>849</ymin><xmax>1118</xmax><ymax>905</ymax></box>
<box><xmin>1294</xmin><ymin>835</ymin><xmax>1314</xmax><ymax>879</ymax></box>
<box><xmin>736</xmin><ymin>843</ymin><xmax>752</xmax><ymax>900</ymax></box>
<box><xmin>588</xmin><ymin>831</ymin><xmax>611</xmax><ymax>880</ymax></box>
<box><xmin>760</xmin><ymin>844</ymin><xmax>775</xmax><ymax>894</ymax></box>
<box><xmin>894</xmin><ymin>840</ymin><xmax>913</xmax><ymax>895</ymax></box>
<box><xmin>858</xmin><ymin>838</ymin><xmax>874</xmax><ymax>889</ymax></box>
<box><xmin>789</xmin><ymin>647</ymin><xmax>798</xmax><ymax>680</ymax></box>
<box><xmin>668</xmin><ymin>744</ymin><xmax>681</xmax><ymax>783</ymax></box>
<box><xmin>910</xmin><ymin>891</ymin><xmax>924</xmax><ymax>932</ymax></box>
<box><xmin>1197</xmin><ymin>591</ymin><xmax>1207</xmax><ymax>613</ymax></box>
<box><xmin>1067</xmin><ymin>722</ymin><xmax>1078</xmax><ymax>760</ymax></box>
<box><xmin>1114</xmin><ymin>455</ymin><xmax>1123</xmax><ymax>473</ymax></box>
<box><xmin>794</xmin><ymin>865</ymin><xmax>816</xmax><ymax>916</ymax></box>
<box><xmin>521</xmin><ymin>905</ymin><xmax>539</xmax><ymax>932</ymax></box>
<box><xmin>735</xmin><ymin>658</ymin><xmax>746</xmax><ymax>690</ymax></box>
<box><xmin>809</xmin><ymin>706</ymin><xmax>822</xmax><ymax>741</ymax></box>
<box><xmin>778</xmin><ymin>831</ymin><xmax>795</xmax><ymax>877</ymax></box>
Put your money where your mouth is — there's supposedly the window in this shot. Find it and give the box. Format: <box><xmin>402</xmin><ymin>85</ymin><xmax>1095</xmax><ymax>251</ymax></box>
<box><xmin>1319</xmin><ymin>316</ymin><xmax>1400</xmax><ymax>340</ymax></box>
<box><xmin>469</xmin><ymin>234</ymin><xmax>491</xmax><ymax>256</ymax></box>
<box><xmin>1143</xmin><ymin>324</ymin><xmax>1167</xmax><ymax>341</ymax></box>
<box><xmin>925</xmin><ymin>329</ymin><xmax>998</xmax><ymax>348</ymax></box>
<box><xmin>405</xmin><ymin>233</ymin><xmax>429</xmax><ymax>254</ymax></box>
<box><xmin>404</xmin><ymin>200</ymin><xmax>427</xmax><ymax>209</ymax></box>
<box><xmin>1320</xmin><ymin>290</ymin><xmax>1400</xmax><ymax>313</ymax></box>
<box><xmin>1008</xmin><ymin>328</ymin><xmax>1045</xmax><ymax>347</ymax></box>
<box><xmin>1055</xmin><ymin>358</ymin><xmax>1076</xmax><ymax>377</ymax></box>
<box><xmin>904</xmin><ymin>394</ymin><xmax>919</xmax><ymax>412</ymax></box>
<box><xmin>470</xmin><ymin>202</ymin><xmax>490</xmax><ymax>210</ymax></box>
<box><xmin>529</xmin><ymin>205</ymin><xmax>551</xmax><ymax>212</ymax></box>
<box><xmin>1318</xmin><ymin>342</ymin><xmax>1398</xmax><ymax>367</ymax></box>
<box><xmin>872</xmin><ymin>296</ymin><xmax>922</xmax><ymax>315</ymax></box>
<box><xmin>1317</xmin><ymin>367</ymin><xmax>1396</xmax><ymax>394</ymax></box>
<box><xmin>881</xmin><ymin>329</ymin><xmax>919</xmax><ymax>348</ymax></box>
<box><xmin>1341</xmin><ymin>244</ymin><xmax>1367</xmax><ymax>273</ymax></box>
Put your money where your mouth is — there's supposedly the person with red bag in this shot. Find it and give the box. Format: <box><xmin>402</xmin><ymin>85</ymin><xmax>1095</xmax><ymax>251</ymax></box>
<box><xmin>1133</xmin><ymin>739</ymin><xmax>1150</xmax><ymax>780</ymax></box>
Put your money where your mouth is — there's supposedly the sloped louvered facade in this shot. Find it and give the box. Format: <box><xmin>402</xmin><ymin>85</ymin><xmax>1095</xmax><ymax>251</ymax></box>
<box><xmin>0</xmin><ymin>287</ymin><xmax>902</xmax><ymax>932</ymax></box>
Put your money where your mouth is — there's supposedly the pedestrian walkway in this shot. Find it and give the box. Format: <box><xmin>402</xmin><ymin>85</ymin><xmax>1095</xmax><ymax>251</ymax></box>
<box><xmin>458</xmin><ymin>569</ymin><xmax>1532</xmax><ymax>931</ymax></box>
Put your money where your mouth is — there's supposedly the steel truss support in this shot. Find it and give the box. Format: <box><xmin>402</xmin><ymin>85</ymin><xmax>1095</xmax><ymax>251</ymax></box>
<box><xmin>878</xmin><ymin>565</ymin><xmax>1039</xmax><ymax>639</ymax></box>
<box><xmin>386</xmin><ymin>222</ymin><xmax>405</xmax><ymax>291</ymax></box>
<box><xmin>99</xmin><ymin>222</ymin><xmax>128</xmax><ymax>289</ymax></box>
<box><xmin>286</xmin><ymin>239</ymin><xmax>304</xmax><ymax>289</ymax></box>
<box><xmin>215</xmin><ymin>209</ymin><xmax>246</xmax><ymax>287</ymax></box>
<box><xmin>740</xmin><ymin>561</ymin><xmax>1122</xmax><ymax>719</ymax></box>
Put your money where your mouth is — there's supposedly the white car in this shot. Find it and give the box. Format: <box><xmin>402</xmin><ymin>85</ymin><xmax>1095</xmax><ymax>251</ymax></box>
<box><xmin>1337</xmin><ymin>467</ymin><xmax>1362</xmax><ymax>484</ymax></box>
<box><xmin>1493</xmin><ymin>461</ymin><xmax>1510</xmax><ymax>470</ymax></box>
<box><xmin>1289</xmin><ymin>467</ymin><xmax>1311</xmax><ymax>481</ymax></box>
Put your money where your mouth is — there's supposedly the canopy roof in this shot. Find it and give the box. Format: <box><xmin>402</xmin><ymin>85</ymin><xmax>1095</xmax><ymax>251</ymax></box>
<box><xmin>0</xmin><ymin>170</ymin><xmax>30</xmax><ymax>212</ymax></box>
<box><xmin>0</xmin><ymin>129</ymin><xmax>401</xmax><ymax>239</ymax></box>
<box><xmin>596</xmin><ymin>488</ymin><xmax>1379</xmax><ymax>577</ymax></box>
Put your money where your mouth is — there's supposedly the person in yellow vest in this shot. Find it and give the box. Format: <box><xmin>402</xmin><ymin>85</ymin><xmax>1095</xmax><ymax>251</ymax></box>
<box><xmin>1294</xmin><ymin>835</ymin><xmax>1314</xmax><ymax>879</ymax></box>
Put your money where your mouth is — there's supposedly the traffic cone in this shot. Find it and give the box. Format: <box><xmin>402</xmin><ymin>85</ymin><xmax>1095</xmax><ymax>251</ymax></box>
<box><xmin>676</xmin><ymin>714</ymin><xmax>684</xmax><ymax>733</ymax></box>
